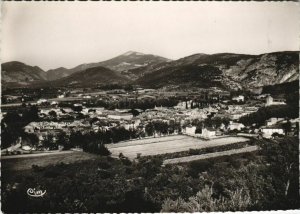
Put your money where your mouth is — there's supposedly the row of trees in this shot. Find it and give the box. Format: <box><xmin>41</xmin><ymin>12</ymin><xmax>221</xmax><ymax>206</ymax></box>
<box><xmin>58</xmin><ymin>97</ymin><xmax>180</xmax><ymax>111</ymax></box>
<box><xmin>145</xmin><ymin>121</ymin><xmax>181</xmax><ymax>136</ymax></box>
<box><xmin>189</xmin><ymin>117</ymin><xmax>230</xmax><ymax>131</ymax></box>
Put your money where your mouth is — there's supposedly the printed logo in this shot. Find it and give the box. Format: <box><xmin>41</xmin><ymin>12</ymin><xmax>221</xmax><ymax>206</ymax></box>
<box><xmin>27</xmin><ymin>188</ymin><xmax>46</xmax><ymax>197</ymax></box>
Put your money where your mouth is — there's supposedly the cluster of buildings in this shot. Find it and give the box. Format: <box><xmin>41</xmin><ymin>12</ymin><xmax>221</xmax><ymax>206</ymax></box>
<box><xmin>3</xmin><ymin>86</ymin><xmax>296</xmax><ymax>149</ymax></box>
<box><xmin>21</xmin><ymin>91</ymin><xmax>297</xmax><ymax>144</ymax></box>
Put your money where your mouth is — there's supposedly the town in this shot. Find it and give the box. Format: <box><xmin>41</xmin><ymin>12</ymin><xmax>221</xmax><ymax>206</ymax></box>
<box><xmin>1</xmin><ymin>85</ymin><xmax>298</xmax><ymax>155</ymax></box>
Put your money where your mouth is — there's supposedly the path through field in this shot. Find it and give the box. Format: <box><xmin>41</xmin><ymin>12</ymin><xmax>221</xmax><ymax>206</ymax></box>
<box><xmin>163</xmin><ymin>145</ymin><xmax>259</xmax><ymax>165</ymax></box>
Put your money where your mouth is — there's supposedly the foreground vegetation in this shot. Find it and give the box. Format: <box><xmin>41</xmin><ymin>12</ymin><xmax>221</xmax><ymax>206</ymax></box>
<box><xmin>1</xmin><ymin>137</ymin><xmax>299</xmax><ymax>212</ymax></box>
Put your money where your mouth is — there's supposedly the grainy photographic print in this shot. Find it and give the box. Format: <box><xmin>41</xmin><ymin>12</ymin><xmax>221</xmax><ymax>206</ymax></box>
<box><xmin>1</xmin><ymin>1</ymin><xmax>299</xmax><ymax>213</ymax></box>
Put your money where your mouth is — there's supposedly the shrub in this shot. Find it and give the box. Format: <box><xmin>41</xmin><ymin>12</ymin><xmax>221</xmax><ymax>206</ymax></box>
<box><xmin>98</xmin><ymin>161</ymin><xmax>111</xmax><ymax>169</ymax></box>
<box><xmin>44</xmin><ymin>167</ymin><xmax>61</xmax><ymax>178</ymax></box>
<box><xmin>188</xmin><ymin>160</ymin><xmax>212</xmax><ymax>178</ymax></box>
<box><xmin>121</xmin><ymin>157</ymin><xmax>132</xmax><ymax>166</ymax></box>
<box><xmin>161</xmin><ymin>186</ymin><xmax>253</xmax><ymax>212</ymax></box>
<box><xmin>97</xmin><ymin>169</ymin><xmax>112</xmax><ymax>179</ymax></box>
<box><xmin>32</xmin><ymin>165</ymin><xmax>43</xmax><ymax>172</ymax></box>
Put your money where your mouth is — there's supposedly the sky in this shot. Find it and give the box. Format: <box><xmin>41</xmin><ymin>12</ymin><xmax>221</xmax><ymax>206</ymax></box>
<box><xmin>1</xmin><ymin>2</ymin><xmax>299</xmax><ymax>70</ymax></box>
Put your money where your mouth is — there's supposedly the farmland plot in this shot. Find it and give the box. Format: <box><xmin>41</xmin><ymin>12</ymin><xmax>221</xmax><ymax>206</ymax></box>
<box><xmin>107</xmin><ymin>135</ymin><xmax>249</xmax><ymax>159</ymax></box>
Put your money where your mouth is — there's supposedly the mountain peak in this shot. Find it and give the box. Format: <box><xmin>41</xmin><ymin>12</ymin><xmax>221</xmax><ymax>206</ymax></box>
<box><xmin>122</xmin><ymin>51</ymin><xmax>145</xmax><ymax>56</ymax></box>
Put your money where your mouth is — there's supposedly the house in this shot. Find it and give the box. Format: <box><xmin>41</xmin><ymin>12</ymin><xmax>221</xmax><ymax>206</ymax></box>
<box><xmin>260</xmin><ymin>126</ymin><xmax>284</xmax><ymax>138</ymax></box>
<box><xmin>266</xmin><ymin>118</ymin><xmax>285</xmax><ymax>126</ymax></box>
<box><xmin>185</xmin><ymin>125</ymin><xmax>197</xmax><ymax>135</ymax></box>
<box><xmin>107</xmin><ymin>113</ymin><xmax>133</xmax><ymax>120</ymax></box>
<box><xmin>50</xmin><ymin>101</ymin><xmax>58</xmax><ymax>106</ymax></box>
<box><xmin>37</xmin><ymin>99</ymin><xmax>48</xmax><ymax>105</ymax></box>
<box><xmin>232</xmin><ymin>95</ymin><xmax>245</xmax><ymax>103</ymax></box>
<box><xmin>201</xmin><ymin>128</ymin><xmax>216</xmax><ymax>139</ymax></box>
<box><xmin>265</xmin><ymin>95</ymin><xmax>286</xmax><ymax>106</ymax></box>
<box><xmin>228</xmin><ymin>121</ymin><xmax>245</xmax><ymax>131</ymax></box>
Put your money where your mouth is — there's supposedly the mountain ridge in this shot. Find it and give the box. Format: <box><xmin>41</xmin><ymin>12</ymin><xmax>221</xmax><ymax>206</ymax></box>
<box><xmin>133</xmin><ymin>51</ymin><xmax>299</xmax><ymax>90</ymax></box>
<box><xmin>46</xmin><ymin>51</ymin><xmax>170</xmax><ymax>80</ymax></box>
<box><xmin>2</xmin><ymin>51</ymin><xmax>298</xmax><ymax>90</ymax></box>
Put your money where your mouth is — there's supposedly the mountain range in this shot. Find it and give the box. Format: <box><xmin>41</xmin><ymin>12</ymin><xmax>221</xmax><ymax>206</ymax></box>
<box><xmin>46</xmin><ymin>51</ymin><xmax>170</xmax><ymax>81</ymax></box>
<box><xmin>2</xmin><ymin>51</ymin><xmax>299</xmax><ymax>91</ymax></box>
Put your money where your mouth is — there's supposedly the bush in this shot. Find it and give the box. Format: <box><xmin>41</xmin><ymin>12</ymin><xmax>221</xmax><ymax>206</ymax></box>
<box><xmin>83</xmin><ymin>142</ymin><xmax>111</xmax><ymax>156</ymax></box>
<box><xmin>188</xmin><ymin>160</ymin><xmax>212</xmax><ymax>178</ymax></box>
<box><xmin>97</xmin><ymin>169</ymin><xmax>112</xmax><ymax>179</ymax></box>
<box><xmin>98</xmin><ymin>161</ymin><xmax>111</xmax><ymax>169</ymax></box>
<box><xmin>97</xmin><ymin>144</ymin><xmax>111</xmax><ymax>156</ymax></box>
<box><xmin>188</xmin><ymin>149</ymin><xmax>200</xmax><ymax>155</ymax></box>
<box><xmin>161</xmin><ymin>186</ymin><xmax>253</xmax><ymax>212</ymax></box>
<box><xmin>32</xmin><ymin>165</ymin><xmax>43</xmax><ymax>172</ymax></box>
<box><xmin>121</xmin><ymin>157</ymin><xmax>132</xmax><ymax>166</ymax></box>
<box><xmin>44</xmin><ymin>167</ymin><xmax>61</xmax><ymax>178</ymax></box>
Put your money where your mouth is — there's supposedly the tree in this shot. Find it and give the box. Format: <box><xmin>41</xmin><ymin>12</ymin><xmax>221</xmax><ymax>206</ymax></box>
<box><xmin>281</xmin><ymin>121</ymin><xmax>292</xmax><ymax>135</ymax></box>
<box><xmin>1</xmin><ymin>112</ymin><xmax>24</xmax><ymax>149</ymax></box>
<box><xmin>49</xmin><ymin>110</ymin><xmax>57</xmax><ymax>118</ymax></box>
<box><xmin>69</xmin><ymin>131</ymin><xmax>85</xmax><ymax>148</ymax></box>
<box><xmin>22</xmin><ymin>133</ymin><xmax>39</xmax><ymax>147</ymax></box>
<box><xmin>259</xmin><ymin>137</ymin><xmax>299</xmax><ymax>205</ymax></box>
<box><xmin>43</xmin><ymin>134</ymin><xmax>57</xmax><ymax>150</ymax></box>
<box><xmin>23</xmin><ymin>105</ymin><xmax>39</xmax><ymax>122</ymax></box>
<box><xmin>145</xmin><ymin>122</ymin><xmax>155</xmax><ymax>137</ymax></box>
<box><xmin>57</xmin><ymin>132</ymin><xmax>70</xmax><ymax>150</ymax></box>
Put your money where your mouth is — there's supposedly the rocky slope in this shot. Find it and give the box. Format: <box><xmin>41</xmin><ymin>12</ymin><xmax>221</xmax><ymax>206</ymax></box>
<box><xmin>134</xmin><ymin>51</ymin><xmax>299</xmax><ymax>90</ymax></box>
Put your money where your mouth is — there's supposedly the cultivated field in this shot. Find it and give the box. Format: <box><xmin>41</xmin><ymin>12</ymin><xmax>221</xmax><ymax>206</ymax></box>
<box><xmin>163</xmin><ymin>145</ymin><xmax>259</xmax><ymax>165</ymax></box>
<box><xmin>107</xmin><ymin>135</ymin><xmax>249</xmax><ymax>159</ymax></box>
<box><xmin>1</xmin><ymin>151</ymin><xmax>98</xmax><ymax>171</ymax></box>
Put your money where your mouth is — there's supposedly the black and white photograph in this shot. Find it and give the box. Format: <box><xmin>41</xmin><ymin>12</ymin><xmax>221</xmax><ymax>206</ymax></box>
<box><xmin>1</xmin><ymin>1</ymin><xmax>299</xmax><ymax>213</ymax></box>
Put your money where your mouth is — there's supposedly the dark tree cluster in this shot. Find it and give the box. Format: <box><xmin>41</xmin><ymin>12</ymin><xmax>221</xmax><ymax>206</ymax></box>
<box><xmin>1</xmin><ymin>106</ymin><xmax>39</xmax><ymax>149</ymax></box>
<box><xmin>239</xmin><ymin>105</ymin><xmax>298</xmax><ymax>127</ymax></box>
<box><xmin>2</xmin><ymin>137</ymin><xmax>298</xmax><ymax>213</ymax></box>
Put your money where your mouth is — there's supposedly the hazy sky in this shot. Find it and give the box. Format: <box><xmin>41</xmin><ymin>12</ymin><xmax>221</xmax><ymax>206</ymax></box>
<box><xmin>1</xmin><ymin>2</ymin><xmax>299</xmax><ymax>70</ymax></box>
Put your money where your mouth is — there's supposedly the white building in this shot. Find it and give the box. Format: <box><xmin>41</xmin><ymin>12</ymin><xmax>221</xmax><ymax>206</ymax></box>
<box><xmin>265</xmin><ymin>96</ymin><xmax>286</xmax><ymax>106</ymax></box>
<box><xmin>185</xmin><ymin>126</ymin><xmax>197</xmax><ymax>135</ymax></box>
<box><xmin>107</xmin><ymin>113</ymin><xmax>133</xmax><ymax>120</ymax></box>
<box><xmin>266</xmin><ymin>118</ymin><xmax>285</xmax><ymax>126</ymax></box>
<box><xmin>37</xmin><ymin>99</ymin><xmax>47</xmax><ymax>105</ymax></box>
<box><xmin>228</xmin><ymin>121</ymin><xmax>245</xmax><ymax>131</ymax></box>
<box><xmin>260</xmin><ymin>126</ymin><xmax>284</xmax><ymax>138</ymax></box>
<box><xmin>232</xmin><ymin>95</ymin><xmax>245</xmax><ymax>102</ymax></box>
<box><xmin>201</xmin><ymin>128</ymin><xmax>216</xmax><ymax>139</ymax></box>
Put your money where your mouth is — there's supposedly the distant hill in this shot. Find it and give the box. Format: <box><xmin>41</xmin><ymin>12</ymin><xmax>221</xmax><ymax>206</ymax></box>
<box><xmin>48</xmin><ymin>66</ymin><xmax>129</xmax><ymax>87</ymax></box>
<box><xmin>1</xmin><ymin>61</ymin><xmax>47</xmax><ymax>86</ymax></box>
<box><xmin>46</xmin><ymin>51</ymin><xmax>170</xmax><ymax>80</ymax></box>
<box><xmin>134</xmin><ymin>51</ymin><xmax>299</xmax><ymax>90</ymax></box>
<box><xmin>135</xmin><ymin>64</ymin><xmax>223</xmax><ymax>89</ymax></box>
<box><xmin>46</xmin><ymin>67</ymin><xmax>70</xmax><ymax>81</ymax></box>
